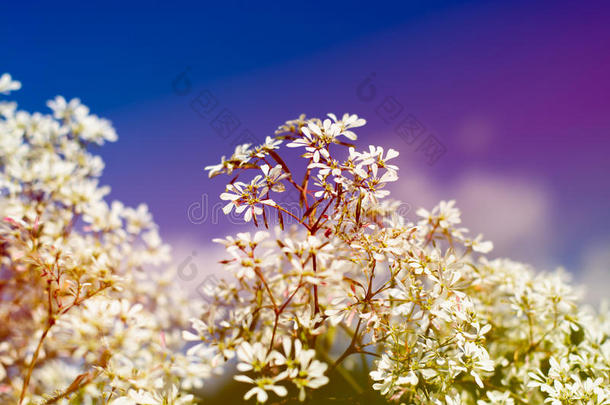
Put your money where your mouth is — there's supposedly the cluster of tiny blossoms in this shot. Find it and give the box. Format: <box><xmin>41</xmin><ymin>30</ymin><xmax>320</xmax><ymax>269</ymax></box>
<box><xmin>193</xmin><ymin>111</ymin><xmax>610</xmax><ymax>404</ymax></box>
<box><xmin>2</xmin><ymin>73</ymin><xmax>608</xmax><ymax>404</ymax></box>
<box><xmin>0</xmin><ymin>74</ymin><xmax>207</xmax><ymax>404</ymax></box>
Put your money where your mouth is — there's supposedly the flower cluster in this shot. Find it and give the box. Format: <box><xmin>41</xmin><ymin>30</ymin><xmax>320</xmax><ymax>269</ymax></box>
<box><xmin>0</xmin><ymin>74</ymin><xmax>205</xmax><ymax>404</ymax></box>
<box><xmin>2</xmin><ymin>73</ymin><xmax>608</xmax><ymax>404</ymax></box>
<box><xmin>192</xmin><ymin>111</ymin><xmax>610</xmax><ymax>404</ymax></box>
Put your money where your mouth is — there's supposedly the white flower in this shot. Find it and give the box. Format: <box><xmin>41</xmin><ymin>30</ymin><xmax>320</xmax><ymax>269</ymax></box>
<box><xmin>260</xmin><ymin>164</ymin><xmax>289</xmax><ymax>192</ymax></box>
<box><xmin>470</xmin><ymin>234</ymin><xmax>494</xmax><ymax>253</ymax></box>
<box><xmin>477</xmin><ymin>390</ymin><xmax>514</xmax><ymax>405</ymax></box>
<box><xmin>292</xmin><ymin>353</ymin><xmax>329</xmax><ymax>401</ymax></box>
<box><xmin>0</xmin><ymin>73</ymin><xmax>21</xmax><ymax>94</ymax></box>
<box><xmin>47</xmin><ymin>95</ymin><xmax>89</xmax><ymax>120</ymax></box>
<box><xmin>235</xmin><ymin>341</ymin><xmax>274</xmax><ymax>372</ymax></box>
<box><xmin>417</xmin><ymin>199</ymin><xmax>461</xmax><ymax>229</ymax></box>
<box><xmin>274</xmin><ymin>338</ymin><xmax>329</xmax><ymax>401</ymax></box>
<box><xmin>251</xmin><ymin>136</ymin><xmax>283</xmax><ymax>158</ymax></box>
<box><xmin>286</xmin><ymin>121</ymin><xmax>329</xmax><ymax>163</ymax></box>
<box><xmin>459</xmin><ymin>342</ymin><xmax>494</xmax><ymax>388</ymax></box>
<box><xmin>204</xmin><ymin>143</ymin><xmax>254</xmax><ymax>178</ymax></box>
<box><xmin>219</xmin><ymin>180</ymin><xmax>276</xmax><ymax>222</ymax></box>
<box><xmin>234</xmin><ymin>374</ymin><xmax>288</xmax><ymax>403</ymax></box>
<box><xmin>308</xmin><ymin>158</ymin><xmax>342</xmax><ymax>177</ymax></box>
<box><xmin>123</xmin><ymin>203</ymin><xmax>153</xmax><ymax>234</ymax></box>
<box><xmin>182</xmin><ymin>318</ymin><xmax>210</xmax><ymax>356</ymax></box>
<box><xmin>326</xmin><ymin>113</ymin><xmax>366</xmax><ymax>140</ymax></box>
<box><xmin>204</xmin><ymin>155</ymin><xmax>228</xmax><ymax>178</ymax></box>
<box><xmin>369</xmin><ymin>354</ymin><xmax>397</xmax><ymax>395</ymax></box>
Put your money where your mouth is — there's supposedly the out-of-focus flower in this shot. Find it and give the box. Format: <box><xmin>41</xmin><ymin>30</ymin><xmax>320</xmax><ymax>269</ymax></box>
<box><xmin>0</xmin><ymin>73</ymin><xmax>21</xmax><ymax>94</ymax></box>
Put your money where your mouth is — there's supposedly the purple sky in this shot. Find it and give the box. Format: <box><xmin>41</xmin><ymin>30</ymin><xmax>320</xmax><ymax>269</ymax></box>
<box><xmin>5</xmin><ymin>1</ymin><xmax>609</xmax><ymax>277</ymax></box>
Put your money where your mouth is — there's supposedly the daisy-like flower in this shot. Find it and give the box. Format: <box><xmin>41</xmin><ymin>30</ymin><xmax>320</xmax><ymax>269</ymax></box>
<box><xmin>76</xmin><ymin>113</ymin><xmax>118</xmax><ymax>144</ymax></box>
<box><xmin>260</xmin><ymin>164</ymin><xmax>289</xmax><ymax>193</ymax></box>
<box><xmin>109</xmin><ymin>386</ymin><xmax>195</xmax><ymax>405</ymax></box>
<box><xmin>251</xmin><ymin>136</ymin><xmax>283</xmax><ymax>158</ymax></box>
<box><xmin>468</xmin><ymin>234</ymin><xmax>494</xmax><ymax>253</ymax></box>
<box><xmin>326</xmin><ymin>113</ymin><xmax>366</xmax><ymax>140</ymax></box>
<box><xmin>312</xmin><ymin>172</ymin><xmax>337</xmax><ymax>199</ymax></box>
<box><xmin>109</xmin><ymin>389</ymin><xmax>160</xmax><ymax>405</ymax></box>
<box><xmin>236</xmin><ymin>341</ymin><xmax>275</xmax><ymax>373</ymax></box>
<box><xmin>286</xmin><ymin>121</ymin><xmax>331</xmax><ymax>163</ymax></box>
<box><xmin>0</xmin><ymin>73</ymin><xmax>21</xmax><ymax>94</ymax></box>
<box><xmin>286</xmin><ymin>116</ymin><xmax>363</xmax><ymax>163</ymax></box>
<box><xmin>274</xmin><ymin>337</ymin><xmax>306</xmax><ymax>369</ymax></box>
<box><xmin>387</xmin><ymin>279</ymin><xmax>415</xmax><ymax>317</ymax></box>
<box><xmin>477</xmin><ymin>390</ymin><xmax>514</xmax><ymax>405</ymax></box>
<box><xmin>219</xmin><ymin>179</ymin><xmax>276</xmax><ymax>222</ymax></box>
<box><xmin>355</xmin><ymin>169</ymin><xmax>398</xmax><ymax>207</ymax></box>
<box><xmin>417</xmin><ymin>199</ymin><xmax>461</xmax><ymax>229</ymax></box>
<box><xmin>46</xmin><ymin>96</ymin><xmax>89</xmax><ymax>121</ymax></box>
<box><xmin>369</xmin><ymin>354</ymin><xmax>399</xmax><ymax>395</ymax></box>
<box><xmin>231</xmin><ymin>142</ymin><xmax>254</xmax><ymax>162</ymax></box>
<box><xmin>233</xmin><ymin>373</ymin><xmax>288</xmax><ymax>403</ymax></box>
<box><xmin>275</xmin><ymin>113</ymin><xmax>307</xmax><ymax>135</ymax></box>
<box><xmin>291</xmin><ymin>350</ymin><xmax>329</xmax><ymax>401</ymax></box>
<box><xmin>123</xmin><ymin>203</ymin><xmax>153</xmax><ymax>234</ymax></box>
<box><xmin>213</xmin><ymin>230</ymin><xmax>269</xmax><ymax>251</ymax></box>
<box><xmin>308</xmin><ymin>158</ymin><xmax>342</xmax><ymax>177</ymax></box>
<box><xmin>353</xmin><ymin>145</ymin><xmax>400</xmax><ymax>173</ymax></box>
<box><xmin>205</xmin><ymin>143</ymin><xmax>255</xmax><ymax>178</ymax></box>
<box><xmin>204</xmin><ymin>155</ymin><xmax>229</xmax><ymax>178</ymax></box>
<box><xmin>273</xmin><ymin>338</ymin><xmax>329</xmax><ymax>401</ymax></box>
<box><xmin>317</xmin><ymin>116</ymin><xmax>366</xmax><ymax>145</ymax></box>
<box><xmin>182</xmin><ymin>318</ymin><xmax>211</xmax><ymax>356</ymax></box>
<box><xmin>233</xmin><ymin>342</ymin><xmax>289</xmax><ymax>402</ymax></box>
<box><xmin>458</xmin><ymin>341</ymin><xmax>494</xmax><ymax>388</ymax></box>
<box><xmin>325</xmin><ymin>296</ymin><xmax>357</xmax><ymax>326</ymax></box>
<box><xmin>220</xmin><ymin>181</ymin><xmax>249</xmax><ymax>208</ymax></box>
<box><xmin>542</xmin><ymin>380</ymin><xmax>579</xmax><ymax>405</ymax></box>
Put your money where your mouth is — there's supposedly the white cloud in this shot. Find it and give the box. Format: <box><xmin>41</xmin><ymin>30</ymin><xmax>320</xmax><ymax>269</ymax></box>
<box><xmin>393</xmin><ymin>165</ymin><xmax>554</xmax><ymax>267</ymax></box>
<box><xmin>456</xmin><ymin>116</ymin><xmax>496</xmax><ymax>155</ymax></box>
<box><xmin>452</xmin><ymin>172</ymin><xmax>552</xmax><ymax>265</ymax></box>
<box><xmin>577</xmin><ymin>241</ymin><xmax>610</xmax><ymax>306</ymax></box>
<box><xmin>165</xmin><ymin>236</ymin><xmax>227</xmax><ymax>298</ymax></box>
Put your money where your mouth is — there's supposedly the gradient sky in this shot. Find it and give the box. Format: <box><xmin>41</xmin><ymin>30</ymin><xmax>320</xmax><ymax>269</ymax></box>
<box><xmin>3</xmin><ymin>0</ymin><xmax>610</xmax><ymax>277</ymax></box>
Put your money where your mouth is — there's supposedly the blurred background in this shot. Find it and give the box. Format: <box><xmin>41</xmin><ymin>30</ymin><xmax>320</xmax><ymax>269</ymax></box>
<box><xmin>3</xmin><ymin>0</ymin><xmax>609</xmax><ymax>306</ymax></box>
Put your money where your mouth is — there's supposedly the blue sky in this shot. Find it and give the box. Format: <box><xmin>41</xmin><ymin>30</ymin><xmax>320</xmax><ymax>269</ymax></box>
<box><xmin>4</xmin><ymin>0</ymin><xmax>610</xmax><ymax>275</ymax></box>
